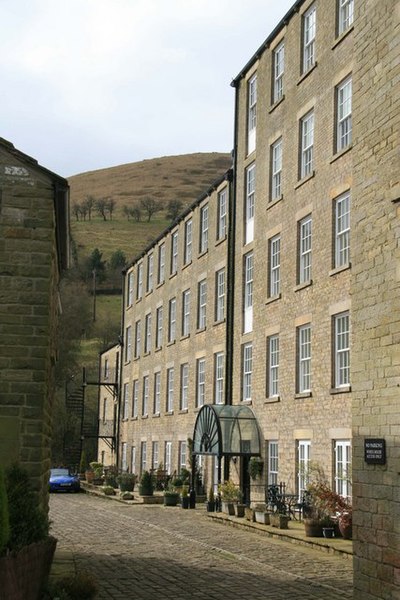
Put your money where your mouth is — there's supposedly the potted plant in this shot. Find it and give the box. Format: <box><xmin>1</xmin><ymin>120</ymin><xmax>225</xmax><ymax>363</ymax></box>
<box><xmin>181</xmin><ymin>486</ymin><xmax>189</xmax><ymax>509</ymax></box>
<box><xmin>79</xmin><ymin>450</ymin><xmax>87</xmax><ymax>480</ymax></box>
<box><xmin>206</xmin><ymin>487</ymin><xmax>215</xmax><ymax>512</ymax></box>
<box><xmin>164</xmin><ymin>489</ymin><xmax>180</xmax><ymax>506</ymax></box>
<box><xmin>254</xmin><ymin>503</ymin><xmax>270</xmax><ymax>525</ymax></box>
<box><xmin>138</xmin><ymin>470</ymin><xmax>154</xmax><ymax>496</ymax></box>
<box><xmin>101</xmin><ymin>485</ymin><xmax>116</xmax><ymax>496</ymax></box>
<box><xmin>269</xmin><ymin>512</ymin><xmax>290</xmax><ymax>529</ymax></box>
<box><xmin>89</xmin><ymin>462</ymin><xmax>103</xmax><ymax>485</ymax></box>
<box><xmin>248</xmin><ymin>457</ymin><xmax>264</xmax><ymax>481</ymax></box>
<box><xmin>171</xmin><ymin>477</ymin><xmax>183</xmax><ymax>494</ymax></box>
<box><xmin>104</xmin><ymin>465</ymin><xmax>118</xmax><ymax>488</ymax></box>
<box><xmin>116</xmin><ymin>472</ymin><xmax>136</xmax><ymax>492</ymax></box>
<box><xmin>218</xmin><ymin>480</ymin><xmax>241</xmax><ymax>515</ymax></box>
<box><xmin>1</xmin><ymin>465</ymin><xmax>57</xmax><ymax>600</ymax></box>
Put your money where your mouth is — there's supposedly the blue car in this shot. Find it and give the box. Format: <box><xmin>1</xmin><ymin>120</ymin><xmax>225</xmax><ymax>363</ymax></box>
<box><xmin>49</xmin><ymin>468</ymin><xmax>80</xmax><ymax>493</ymax></box>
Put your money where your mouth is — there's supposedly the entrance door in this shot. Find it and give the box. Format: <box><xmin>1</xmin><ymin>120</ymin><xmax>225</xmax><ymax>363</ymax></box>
<box><xmin>241</xmin><ymin>456</ymin><xmax>251</xmax><ymax>506</ymax></box>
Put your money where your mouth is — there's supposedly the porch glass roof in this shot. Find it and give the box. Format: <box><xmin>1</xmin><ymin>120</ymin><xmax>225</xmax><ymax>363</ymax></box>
<box><xmin>192</xmin><ymin>404</ymin><xmax>262</xmax><ymax>458</ymax></box>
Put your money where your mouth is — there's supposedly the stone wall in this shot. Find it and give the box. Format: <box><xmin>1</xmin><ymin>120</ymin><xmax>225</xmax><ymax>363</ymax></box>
<box><xmin>0</xmin><ymin>141</ymin><xmax>69</xmax><ymax>507</ymax></box>
<box><xmin>351</xmin><ymin>1</ymin><xmax>400</xmax><ymax>597</ymax></box>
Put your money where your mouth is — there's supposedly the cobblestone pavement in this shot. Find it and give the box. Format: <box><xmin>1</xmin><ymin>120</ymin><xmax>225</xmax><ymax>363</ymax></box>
<box><xmin>49</xmin><ymin>494</ymin><xmax>353</xmax><ymax>600</ymax></box>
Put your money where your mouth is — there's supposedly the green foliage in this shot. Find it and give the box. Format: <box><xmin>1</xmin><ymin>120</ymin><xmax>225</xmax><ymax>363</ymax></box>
<box><xmin>248</xmin><ymin>457</ymin><xmax>264</xmax><ymax>480</ymax></box>
<box><xmin>47</xmin><ymin>571</ymin><xmax>98</xmax><ymax>600</ymax></box>
<box><xmin>116</xmin><ymin>472</ymin><xmax>136</xmax><ymax>492</ymax></box>
<box><xmin>0</xmin><ymin>467</ymin><xmax>10</xmax><ymax>554</ymax></box>
<box><xmin>166</xmin><ymin>199</ymin><xmax>183</xmax><ymax>222</ymax></box>
<box><xmin>208</xmin><ymin>487</ymin><xmax>215</xmax><ymax>503</ymax></box>
<box><xmin>84</xmin><ymin>248</ymin><xmax>107</xmax><ymax>283</ymax></box>
<box><xmin>103</xmin><ymin>465</ymin><xmax>118</xmax><ymax>487</ymax></box>
<box><xmin>218</xmin><ymin>480</ymin><xmax>242</xmax><ymax>502</ymax></box>
<box><xmin>89</xmin><ymin>462</ymin><xmax>103</xmax><ymax>478</ymax></box>
<box><xmin>139</xmin><ymin>470</ymin><xmax>154</xmax><ymax>495</ymax></box>
<box><xmin>79</xmin><ymin>450</ymin><xmax>87</xmax><ymax>474</ymax></box>
<box><xmin>101</xmin><ymin>486</ymin><xmax>116</xmax><ymax>496</ymax></box>
<box><xmin>109</xmin><ymin>249</ymin><xmax>127</xmax><ymax>270</ymax></box>
<box><xmin>5</xmin><ymin>464</ymin><xmax>49</xmax><ymax>551</ymax></box>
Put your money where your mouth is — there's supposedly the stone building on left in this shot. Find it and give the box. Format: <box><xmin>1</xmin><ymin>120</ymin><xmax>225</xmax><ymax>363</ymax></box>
<box><xmin>0</xmin><ymin>138</ymin><xmax>70</xmax><ymax>508</ymax></box>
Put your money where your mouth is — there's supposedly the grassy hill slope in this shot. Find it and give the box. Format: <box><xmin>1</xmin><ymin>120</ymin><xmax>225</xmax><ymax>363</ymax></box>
<box><xmin>68</xmin><ymin>152</ymin><xmax>231</xmax><ymax>264</ymax></box>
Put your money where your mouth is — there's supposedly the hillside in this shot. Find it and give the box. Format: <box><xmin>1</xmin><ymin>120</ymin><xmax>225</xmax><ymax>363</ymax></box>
<box><xmin>68</xmin><ymin>152</ymin><xmax>231</xmax><ymax>265</ymax></box>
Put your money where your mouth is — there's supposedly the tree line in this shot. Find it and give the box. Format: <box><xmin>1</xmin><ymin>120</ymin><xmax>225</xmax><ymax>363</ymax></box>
<box><xmin>72</xmin><ymin>195</ymin><xmax>185</xmax><ymax>223</ymax></box>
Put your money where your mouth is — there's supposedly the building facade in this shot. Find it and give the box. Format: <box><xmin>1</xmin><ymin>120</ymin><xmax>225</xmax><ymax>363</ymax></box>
<box><xmin>96</xmin><ymin>1</ymin><xmax>399</xmax><ymax>596</ymax></box>
<box><xmin>0</xmin><ymin>138</ymin><xmax>69</xmax><ymax>507</ymax></box>
<box><xmin>231</xmin><ymin>0</ymin><xmax>353</xmax><ymax>501</ymax></box>
<box><xmin>116</xmin><ymin>172</ymin><xmax>232</xmax><ymax>486</ymax></box>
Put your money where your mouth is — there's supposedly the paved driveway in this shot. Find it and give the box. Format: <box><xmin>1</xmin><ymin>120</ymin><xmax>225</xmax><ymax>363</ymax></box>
<box><xmin>49</xmin><ymin>494</ymin><xmax>353</xmax><ymax>599</ymax></box>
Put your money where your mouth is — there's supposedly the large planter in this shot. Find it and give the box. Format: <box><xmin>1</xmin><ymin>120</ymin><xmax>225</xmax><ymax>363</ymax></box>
<box><xmin>234</xmin><ymin>503</ymin><xmax>246</xmax><ymax>518</ymax></box>
<box><xmin>304</xmin><ymin>518</ymin><xmax>323</xmax><ymax>537</ymax></box>
<box><xmin>139</xmin><ymin>485</ymin><xmax>153</xmax><ymax>496</ymax></box>
<box><xmin>0</xmin><ymin>536</ymin><xmax>57</xmax><ymax>600</ymax></box>
<box><xmin>164</xmin><ymin>493</ymin><xmax>179</xmax><ymax>506</ymax></box>
<box><xmin>221</xmin><ymin>501</ymin><xmax>235</xmax><ymax>516</ymax></box>
<box><xmin>338</xmin><ymin>518</ymin><xmax>352</xmax><ymax>539</ymax></box>
<box><xmin>181</xmin><ymin>496</ymin><xmax>189</xmax><ymax>509</ymax></box>
<box><xmin>254</xmin><ymin>510</ymin><xmax>270</xmax><ymax>525</ymax></box>
<box><xmin>206</xmin><ymin>500</ymin><xmax>215</xmax><ymax>512</ymax></box>
<box><xmin>269</xmin><ymin>513</ymin><xmax>289</xmax><ymax>529</ymax></box>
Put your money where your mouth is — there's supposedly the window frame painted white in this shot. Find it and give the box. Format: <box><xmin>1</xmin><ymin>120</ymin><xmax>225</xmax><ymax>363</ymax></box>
<box><xmin>141</xmin><ymin>441</ymin><xmax>147</xmax><ymax>474</ymax></box>
<box><xmin>121</xmin><ymin>442</ymin><xmax>128</xmax><ymax>472</ymax></box>
<box><xmin>200</xmin><ymin>204</ymin><xmax>209</xmax><ymax>254</ymax></box>
<box><xmin>180</xmin><ymin>363</ymin><xmax>189</xmax><ymax>410</ymax></box>
<box><xmin>247</xmin><ymin>73</ymin><xmax>257</xmax><ymax>154</ymax></box>
<box><xmin>271</xmin><ymin>138</ymin><xmax>282</xmax><ymax>201</ymax></box>
<box><xmin>158</xmin><ymin>243</ymin><xmax>165</xmax><ymax>285</ymax></box>
<box><xmin>153</xmin><ymin>372</ymin><xmax>161</xmax><ymax>415</ymax></box>
<box><xmin>136</xmin><ymin>262</ymin><xmax>143</xmax><ymax>300</ymax></box>
<box><xmin>335</xmin><ymin>191</ymin><xmax>351</xmax><ymax>268</ymax></box>
<box><xmin>196</xmin><ymin>357</ymin><xmax>206</xmax><ymax>408</ymax></box>
<box><xmin>165</xmin><ymin>441</ymin><xmax>172</xmax><ymax>475</ymax></box>
<box><xmin>215</xmin><ymin>268</ymin><xmax>225</xmax><ymax>322</ymax></box>
<box><xmin>242</xmin><ymin>343</ymin><xmax>253</xmax><ymax>401</ymax></box>
<box><xmin>214</xmin><ymin>351</ymin><xmax>224</xmax><ymax>405</ymax></box>
<box><xmin>171</xmin><ymin>231</ymin><xmax>178</xmax><ymax>275</ymax></box>
<box><xmin>132</xmin><ymin>380</ymin><xmax>139</xmax><ymax>418</ymax></box>
<box><xmin>273</xmin><ymin>41</ymin><xmax>285</xmax><ymax>103</ymax></box>
<box><xmin>147</xmin><ymin>252</ymin><xmax>154</xmax><ymax>293</ymax></box>
<box><xmin>300</xmin><ymin>110</ymin><xmax>314</xmax><ymax>179</ymax></box>
<box><xmin>182</xmin><ymin>289</ymin><xmax>191</xmax><ymax>337</ymax></box>
<box><xmin>125</xmin><ymin>325</ymin><xmax>132</xmax><ymax>362</ymax></box>
<box><xmin>217</xmin><ymin>188</ymin><xmax>227</xmax><ymax>240</ymax></box>
<box><xmin>127</xmin><ymin>272</ymin><xmax>134</xmax><ymax>307</ymax></box>
<box><xmin>166</xmin><ymin>367</ymin><xmax>174</xmax><ymax>412</ymax></box>
<box><xmin>334</xmin><ymin>440</ymin><xmax>352</xmax><ymax>499</ymax></box>
<box><xmin>134</xmin><ymin>319</ymin><xmax>141</xmax><ymax>359</ymax></box>
<box><xmin>142</xmin><ymin>375</ymin><xmax>149</xmax><ymax>416</ymax></box>
<box><xmin>297</xmin><ymin>439</ymin><xmax>311</xmax><ymax>499</ymax></box>
<box><xmin>152</xmin><ymin>441</ymin><xmax>159</xmax><ymax>470</ymax></box>
<box><xmin>243</xmin><ymin>252</ymin><xmax>253</xmax><ymax>334</ymax></box>
<box><xmin>299</xmin><ymin>215</ymin><xmax>312</xmax><ymax>284</ymax></box>
<box><xmin>179</xmin><ymin>441</ymin><xmax>187</xmax><ymax>472</ymax></box>
<box><xmin>336</xmin><ymin>76</ymin><xmax>352</xmax><ymax>152</ymax></box>
<box><xmin>131</xmin><ymin>445</ymin><xmax>136</xmax><ymax>474</ymax></box>
<box><xmin>245</xmin><ymin>163</ymin><xmax>255</xmax><ymax>244</ymax></box>
<box><xmin>268</xmin><ymin>441</ymin><xmax>279</xmax><ymax>485</ymax></box>
<box><xmin>334</xmin><ymin>311</ymin><xmax>350</xmax><ymax>387</ymax></box>
<box><xmin>168</xmin><ymin>297</ymin><xmax>177</xmax><ymax>342</ymax></box>
<box><xmin>123</xmin><ymin>382</ymin><xmax>129</xmax><ymax>420</ymax></box>
<box><xmin>268</xmin><ymin>335</ymin><xmax>280</xmax><ymax>398</ymax></box>
<box><xmin>155</xmin><ymin>305</ymin><xmax>163</xmax><ymax>349</ymax></box>
<box><xmin>269</xmin><ymin>234</ymin><xmax>281</xmax><ymax>297</ymax></box>
<box><xmin>184</xmin><ymin>218</ymin><xmax>193</xmax><ymax>265</ymax></box>
<box><xmin>298</xmin><ymin>324</ymin><xmax>311</xmax><ymax>393</ymax></box>
<box><xmin>197</xmin><ymin>279</ymin><xmax>207</xmax><ymax>330</ymax></box>
<box><xmin>144</xmin><ymin>312</ymin><xmax>152</xmax><ymax>354</ymax></box>
<box><xmin>338</xmin><ymin>0</ymin><xmax>354</xmax><ymax>35</ymax></box>
<box><xmin>302</xmin><ymin>4</ymin><xmax>316</xmax><ymax>73</ymax></box>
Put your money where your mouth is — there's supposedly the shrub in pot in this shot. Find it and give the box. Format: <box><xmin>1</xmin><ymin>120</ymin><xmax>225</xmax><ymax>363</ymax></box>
<box><xmin>101</xmin><ymin>485</ymin><xmax>116</xmax><ymax>496</ymax></box>
<box><xmin>181</xmin><ymin>486</ymin><xmax>190</xmax><ymax>509</ymax></box>
<box><xmin>116</xmin><ymin>473</ymin><xmax>136</xmax><ymax>492</ymax></box>
<box><xmin>104</xmin><ymin>465</ymin><xmax>118</xmax><ymax>488</ymax></box>
<box><xmin>206</xmin><ymin>487</ymin><xmax>215</xmax><ymax>512</ymax></box>
<box><xmin>139</xmin><ymin>470</ymin><xmax>154</xmax><ymax>496</ymax></box>
<box><xmin>164</xmin><ymin>490</ymin><xmax>180</xmax><ymax>506</ymax></box>
<box><xmin>219</xmin><ymin>480</ymin><xmax>242</xmax><ymax>515</ymax></box>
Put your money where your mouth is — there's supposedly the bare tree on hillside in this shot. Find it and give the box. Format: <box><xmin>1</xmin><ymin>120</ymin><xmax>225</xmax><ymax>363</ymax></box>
<box><xmin>131</xmin><ymin>205</ymin><xmax>142</xmax><ymax>222</ymax></box>
<box><xmin>106</xmin><ymin>197</ymin><xmax>116</xmax><ymax>220</ymax></box>
<box><xmin>123</xmin><ymin>205</ymin><xmax>131</xmax><ymax>220</ymax></box>
<box><xmin>83</xmin><ymin>195</ymin><xmax>95</xmax><ymax>221</ymax></box>
<box><xmin>95</xmin><ymin>198</ymin><xmax>108</xmax><ymax>221</ymax></box>
<box><xmin>72</xmin><ymin>202</ymin><xmax>81</xmax><ymax>221</ymax></box>
<box><xmin>140</xmin><ymin>197</ymin><xmax>163</xmax><ymax>222</ymax></box>
<box><xmin>166</xmin><ymin>199</ymin><xmax>183</xmax><ymax>222</ymax></box>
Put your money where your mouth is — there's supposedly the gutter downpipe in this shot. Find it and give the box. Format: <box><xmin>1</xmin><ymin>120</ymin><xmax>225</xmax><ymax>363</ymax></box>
<box><xmin>115</xmin><ymin>270</ymin><xmax>125</xmax><ymax>470</ymax></box>
<box><xmin>223</xmin><ymin>80</ymin><xmax>239</xmax><ymax>484</ymax></box>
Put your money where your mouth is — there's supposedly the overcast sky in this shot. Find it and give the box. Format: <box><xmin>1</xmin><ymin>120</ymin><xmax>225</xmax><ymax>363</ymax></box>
<box><xmin>1</xmin><ymin>0</ymin><xmax>294</xmax><ymax>177</ymax></box>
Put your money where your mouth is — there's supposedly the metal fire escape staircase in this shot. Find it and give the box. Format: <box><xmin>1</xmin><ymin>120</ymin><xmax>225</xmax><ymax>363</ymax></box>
<box><xmin>83</xmin><ymin>366</ymin><xmax>118</xmax><ymax>453</ymax></box>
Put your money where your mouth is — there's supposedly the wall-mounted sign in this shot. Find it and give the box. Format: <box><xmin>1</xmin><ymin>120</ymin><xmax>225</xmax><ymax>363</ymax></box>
<box><xmin>364</xmin><ymin>438</ymin><xmax>386</xmax><ymax>465</ymax></box>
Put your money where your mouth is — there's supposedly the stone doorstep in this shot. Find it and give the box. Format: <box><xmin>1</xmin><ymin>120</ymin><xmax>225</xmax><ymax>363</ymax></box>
<box><xmin>207</xmin><ymin>512</ymin><xmax>353</xmax><ymax>560</ymax></box>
